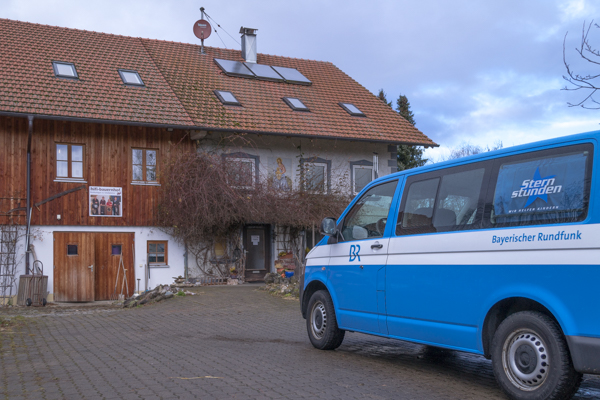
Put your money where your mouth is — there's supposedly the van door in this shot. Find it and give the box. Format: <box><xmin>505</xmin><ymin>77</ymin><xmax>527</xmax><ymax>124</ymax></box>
<box><xmin>327</xmin><ymin>180</ymin><xmax>398</xmax><ymax>334</ymax></box>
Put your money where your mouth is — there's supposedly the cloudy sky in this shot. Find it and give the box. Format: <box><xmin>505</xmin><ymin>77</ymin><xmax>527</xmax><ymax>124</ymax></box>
<box><xmin>2</xmin><ymin>0</ymin><xmax>599</xmax><ymax>160</ymax></box>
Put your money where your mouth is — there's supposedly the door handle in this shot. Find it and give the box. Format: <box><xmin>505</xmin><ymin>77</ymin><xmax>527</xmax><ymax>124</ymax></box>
<box><xmin>371</xmin><ymin>243</ymin><xmax>383</xmax><ymax>249</ymax></box>
<box><xmin>88</xmin><ymin>264</ymin><xmax>94</xmax><ymax>272</ymax></box>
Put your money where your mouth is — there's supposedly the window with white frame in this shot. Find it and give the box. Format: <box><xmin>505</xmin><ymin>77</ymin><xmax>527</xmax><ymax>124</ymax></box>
<box><xmin>352</xmin><ymin>162</ymin><xmax>374</xmax><ymax>194</ymax></box>
<box><xmin>301</xmin><ymin>157</ymin><xmax>330</xmax><ymax>194</ymax></box>
<box><xmin>226</xmin><ymin>156</ymin><xmax>256</xmax><ymax>189</ymax></box>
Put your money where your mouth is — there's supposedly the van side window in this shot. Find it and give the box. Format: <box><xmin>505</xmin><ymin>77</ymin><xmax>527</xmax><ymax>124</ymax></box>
<box><xmin>490</xmin><ymin>145</ymin><xmax>592</xmax><ymax>227</ymax></box>
<box><xmin>340</xmin><ymin>180</ymin><xmax>398</xmax><ymax>242</ymax></box>
<box><xmin>397</xmin><ymin>163</ymin><xmax>488</xmax><ymax>236</ymax></box>
<box><xmin>434</xmin><ymin>168</ymin><xmax>485</xmax><ymax>230</ymax></box>
<box><xmin>399</xmin><ymin>178</ymin><xmax>439</xmax><ymax>234</ymax></box>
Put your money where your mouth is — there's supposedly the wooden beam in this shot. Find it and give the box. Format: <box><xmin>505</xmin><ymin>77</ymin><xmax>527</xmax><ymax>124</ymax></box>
<box><xmin>34</xmin><ymin>185</ymin><xmax>86</xmax><ymax>208</ymax></box>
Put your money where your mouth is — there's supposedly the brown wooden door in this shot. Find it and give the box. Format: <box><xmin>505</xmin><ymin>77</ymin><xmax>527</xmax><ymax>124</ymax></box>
<box><xmin>244</xmin><ymin>225</ymin><xmax>270</xmax><ymax>282</ymax></box>
<box><xmin>53</xmin><ymin>232</ymin><xmax>95</xmax><ymax>302</ymax></box>
<box><xmin>94</xmin><ymin>233</ymin><xmax>134</xmax><ymax>300</ymax></box>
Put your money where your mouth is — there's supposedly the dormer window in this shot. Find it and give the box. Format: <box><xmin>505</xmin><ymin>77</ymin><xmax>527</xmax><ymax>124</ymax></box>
<box><xmin>214</xmin><ymin>90</ymin><xmax>241</xmax><ymax>106</ymax></box>
<box><xmin>52</xmin><ymin>61</ymin><xmax>78</xmax><ymax>79</ymax></box>
<box><xmin>339</xmin><ymin>102</ymin><xmax>365</xmax><ymax>117</ymax></box>
<box><xmin>118</xmin><ymin>69</ymin><xmax>144</xmax><ymax>86</ymax></box>
<box><xmin>283</xmin><ymin>97</ymin><xmax>309</xmax><ymax>112</ymax></box>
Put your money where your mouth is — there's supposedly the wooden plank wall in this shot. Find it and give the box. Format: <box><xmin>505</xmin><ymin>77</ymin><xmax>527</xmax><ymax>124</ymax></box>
<box><xmin>0</xmin><ymin>116</ymin><xmax>193</xmax><ymax>226</ymax></box>
<box><xmin>0</xmin><ymin>117</ymin><xmax>28</xmax><ymax>224</ymax></box>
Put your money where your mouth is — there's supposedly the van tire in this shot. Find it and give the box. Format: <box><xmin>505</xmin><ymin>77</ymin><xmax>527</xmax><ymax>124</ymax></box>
<box><xmin>306</xmin><ymin>290</ymin><xmax>345</xmax><ymax>350</ymax></box>
<box><xmin>491</xmin><ymin>311</ymin><xmax>582</xmax><ymax>400</ymax></box>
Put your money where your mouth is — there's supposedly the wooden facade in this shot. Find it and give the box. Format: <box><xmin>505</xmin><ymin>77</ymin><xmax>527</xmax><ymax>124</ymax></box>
<box><xmin>0</xmin><ymin>116</ymin><xmax>194</xmax><ymax>227</ymax></box>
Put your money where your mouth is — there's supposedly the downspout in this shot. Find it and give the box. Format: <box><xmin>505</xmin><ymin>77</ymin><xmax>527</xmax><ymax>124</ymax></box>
<box><xmin>25</xmin><ymin>115</ymin><xmax>33</xmax><ymax>275</ymax></box>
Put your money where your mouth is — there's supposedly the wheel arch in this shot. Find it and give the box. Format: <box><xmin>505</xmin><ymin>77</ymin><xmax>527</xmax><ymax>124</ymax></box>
<box><xmin>481</xmin><ymin>297</ymin><xmax>563</xmax><ymax>359</ymax></box>
<box><xmin>301</xmin><ymin>279</ymin><xmax>329</xmax><ymax>319</ymax></box>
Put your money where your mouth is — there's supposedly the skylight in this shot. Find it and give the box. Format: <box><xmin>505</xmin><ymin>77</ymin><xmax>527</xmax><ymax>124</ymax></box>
<box><xmin>118</xmin><ymin>69</ymin><xmax>144</xmax><ymax>86</ymax></box>
<box><xmin>214</xmin><ymin>90</ymin><xmax>241</xmax><ymax>106</ymax></box>
<box><xmin>339</xmin><ymin>102</ymin><xmax>365</xmax><ymax>117</ymax></box>
<box><xmin>283</xmin><ymin>97</ymin><xmax>309</xmax><ymax>111</ymax></box>
<box><xmin>52</xmin><ymin>61</ymin><xmax>78</xmax><ymax>79</ymax></box>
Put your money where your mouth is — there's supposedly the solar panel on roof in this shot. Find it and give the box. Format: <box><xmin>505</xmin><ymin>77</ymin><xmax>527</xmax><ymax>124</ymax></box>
<box><xmin>243</xmin><ymin>62</ymin><xmax>284</xmax><ymax>82</ymax></box>
<box><xmin>214</xmin><ymin>59</ymin><xmax>255</xmax><ymax>78</ymax></box>
<box><xmin>271</xmin><ymin>66</ymin><xmax>312</xmax><ymax>85</ymax></box>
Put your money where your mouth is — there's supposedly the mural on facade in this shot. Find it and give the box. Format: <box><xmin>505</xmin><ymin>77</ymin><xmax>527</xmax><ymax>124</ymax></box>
<box><xmin>269</xmin><ymin>157</ymin><xmax>292</xmax><ymax>191</ymax></box>
<box><xmin>89</xmin><ymin>186</ymin><xmax>122</xmax><ymax>217</ymax></box>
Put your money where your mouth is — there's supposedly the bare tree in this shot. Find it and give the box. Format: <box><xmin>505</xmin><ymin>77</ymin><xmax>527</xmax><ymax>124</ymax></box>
<box><xmin>433</xmin><ymin>141</ymin><xmax>503</xmax><ymax>162</ymax></box>
<box><xmin>563</xmin><ymin>20</ymin><xmax>600</xmax><ymax>109</ymax></box>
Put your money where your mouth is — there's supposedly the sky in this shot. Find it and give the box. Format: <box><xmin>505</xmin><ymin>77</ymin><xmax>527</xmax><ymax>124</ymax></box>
<box><xmin>2</xmin><ymin>0</ymin><xmax>599</xmax><ymax>161</ymax></box>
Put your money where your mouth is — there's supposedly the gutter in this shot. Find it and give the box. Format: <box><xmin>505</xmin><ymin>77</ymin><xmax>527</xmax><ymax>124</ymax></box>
<box><xmin>0</xmin><ymin>111</ymin><xmax>438</xmax><ymax>148</ymax></box>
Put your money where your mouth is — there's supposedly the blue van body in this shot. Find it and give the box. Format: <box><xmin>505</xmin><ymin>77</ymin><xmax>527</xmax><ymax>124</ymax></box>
<box><xmin>300</xmin><ymin>130</ymin><xmax>600</xmax><ymax>375</ymax></box>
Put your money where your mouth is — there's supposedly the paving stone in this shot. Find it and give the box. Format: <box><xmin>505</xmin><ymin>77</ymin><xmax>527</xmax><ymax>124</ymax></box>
<box><xmin>1</xmin><ymin>285</ymin><xmax>599</xmax><ymax>399</ymax></box>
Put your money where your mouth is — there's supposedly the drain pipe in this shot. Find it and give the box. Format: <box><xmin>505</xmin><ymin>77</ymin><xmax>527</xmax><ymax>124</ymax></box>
<box><xmin>25</xmin><ymin>115</ymin><xmax>33</xmax><ymax>275</ymax></box>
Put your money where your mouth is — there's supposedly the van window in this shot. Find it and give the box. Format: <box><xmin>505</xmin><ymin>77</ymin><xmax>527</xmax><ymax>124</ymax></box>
<box><xmin>434</xmin><ymin>168</ymin><xmax>485</xmax><ymax>230</ymax></box>
<box><xmin>399</xmin><ymin>178</ymin><xmax>439</xmax><ymax>232</ymax></box>
<box><xmin>397</xmin><ymin>162</ymin><xmax>488</xmax><ymax>235</ymax></box>
<box><xmin>491</xmin><ymin>145</ymin><xmax>592</xmax><ymax>226</ymax></box>
<box><xmin>340</xmin><ymin>180</ymin><xmax>398</xmax><ymax>241</ymax></box>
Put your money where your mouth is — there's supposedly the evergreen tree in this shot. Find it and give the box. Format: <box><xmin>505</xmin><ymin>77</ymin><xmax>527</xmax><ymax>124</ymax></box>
<box><xmin>377</xmin><ymin>89</ymin><xmax>427</xmax><ymax>171</ymax></box>
<box><xmin>395</xmin><ymin>94</ymin><xmax>426</xmax><ymax>171</ymax></box>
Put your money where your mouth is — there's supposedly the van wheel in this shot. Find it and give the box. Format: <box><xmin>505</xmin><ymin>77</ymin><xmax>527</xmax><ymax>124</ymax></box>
<box><xmin>306</xmin><ymin>290</ymin><xmax>345</xmax><ymax>350</ymax></box>
<box><xmin>491</xmin><ymin>311</ymin><xmax>582</xmax><ymax>400</ymax></box>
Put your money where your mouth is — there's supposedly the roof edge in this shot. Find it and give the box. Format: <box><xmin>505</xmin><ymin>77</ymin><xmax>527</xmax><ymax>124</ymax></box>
<box><xmin>0</xmin><ymin>111</ymin><xmax>438</xmax><ymax>147</ymax></box>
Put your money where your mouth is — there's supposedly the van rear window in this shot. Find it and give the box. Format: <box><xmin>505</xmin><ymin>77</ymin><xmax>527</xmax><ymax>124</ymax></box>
<box><xmin>491</xmin><ymin>145</ymin><xmax>592</xmax><ymax>226</ymax></box>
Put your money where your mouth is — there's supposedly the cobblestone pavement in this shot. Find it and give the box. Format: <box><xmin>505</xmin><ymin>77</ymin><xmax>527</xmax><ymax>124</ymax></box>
<box><xmin>1</xmin><ymin>285</ymin><xmax>599</xmax><ymax>400</ymax></box>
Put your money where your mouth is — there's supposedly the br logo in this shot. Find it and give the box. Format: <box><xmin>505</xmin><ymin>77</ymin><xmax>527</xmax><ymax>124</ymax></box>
<box><xmin>349</xmin><ymin>245</ymin><xmax>361</xmax><ymax>262</ymax></box>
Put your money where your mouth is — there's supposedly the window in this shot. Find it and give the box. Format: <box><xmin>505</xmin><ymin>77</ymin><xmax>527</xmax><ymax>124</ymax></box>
<box><xmin>148</xmin><ymin>241</ymin><xmax>167</xmax><ymax>265</ymax></box>
<box><xmin>118</xmin><ymin>69</ymin><xmax>144</xmax><ymax>86</ymax></box>
<box><xmin>132</xmin><ymin>149</ymin><xmax>158</xmax><ymax>183</ymax></box>
<box><xmin>56</xmin><ymin>144</ymin><xmax>84</xmax><ymax>180</ymax></box>
<box><xmin>339</xmin><ymin>102</ymin><xmax>365</xmax><ymax>117</ymax></box>
<box><xmin>52</xmin><ymin>61</ymin><xmax>78</xmax><ymax>79</ymax></box>
<box><xmin>111</xmin><ymin>245</ymin><xmax>122</xmax><ymax>256</ymax></box>
<box><xmin>340</xmin><ymin>181</ymin><xmax>398</xmax><ymax>241</ymax></box>
<box><xmin>301</xmin><ymin>157</ymin><xmax>331</xmax><ymax>193</ymax></box>
<box><xmin>489</xmin><ymin>144</ymin><xmax>592</xmax><ymax>227</ymax></box>
<box><xmin>283</xmin><ymin>97</ymin><xmax>309</xmax><ymax>111</ymax></box>
<box><xmin>351</xmin><ymin>161</ymin><xmax>374</xmax><ymax>194</ymax></box>
<box><xmin>397</xmin><ymin>162</ymin><xmax>488</xmax><ymax>235</ymax></box>
<box><xmin>67</xmin><ymin>244</ymin><xmax>78</xmax><ymax>256</ymax></box>
<box><xmin>227</xmin><ymin>158</ymin><xmax>256</xmax><ymax>189</ymax></box>
<box><xmin>214</xmin><ymin>90</ymin><xmax>241</xmax><ymax>106</ymax></box>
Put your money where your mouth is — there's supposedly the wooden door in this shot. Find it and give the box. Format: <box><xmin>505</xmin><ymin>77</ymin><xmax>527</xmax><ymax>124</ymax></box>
<box><xmin>53</xmin><ymin>232</ymin><xmax>95</xmax><ymax>302</ymax></box>
<box><xmin>244</xmin><ymin>225</ymin><xmax>270</xmax><ymax>282</ymax></box>
<box><xmin>94</xmin><ymin>233</ymin><xmax>134</xmax><ymax>300</ymax></box>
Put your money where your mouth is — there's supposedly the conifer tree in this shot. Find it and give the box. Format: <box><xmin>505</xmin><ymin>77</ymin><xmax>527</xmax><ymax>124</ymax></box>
<box><xmin>376</xmin><ymin>89</ymin><xmax>426</xmax><ymax>171</ymax></box>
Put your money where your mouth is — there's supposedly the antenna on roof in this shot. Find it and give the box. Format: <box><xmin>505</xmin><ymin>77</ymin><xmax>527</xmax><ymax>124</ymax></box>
<box><xmin>194</xmin><ymin>7</ymin><xmax>212</xmax><ymax>55</ymax></box>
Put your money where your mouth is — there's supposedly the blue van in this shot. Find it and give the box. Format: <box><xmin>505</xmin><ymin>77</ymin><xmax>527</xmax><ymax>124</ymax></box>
<box><xmin>300</xmin><ymin>131</ymin><xmax>600</xmax><ymax>400</ymax></box>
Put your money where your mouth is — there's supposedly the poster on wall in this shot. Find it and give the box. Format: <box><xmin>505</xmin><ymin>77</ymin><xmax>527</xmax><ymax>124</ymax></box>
<box><xmin>89</xmin><ymin>186</ymin><xmax>123</xmax><ymax>217</ymax></box>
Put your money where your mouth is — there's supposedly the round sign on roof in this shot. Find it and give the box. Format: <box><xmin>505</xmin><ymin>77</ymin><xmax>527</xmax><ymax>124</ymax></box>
<box><xmin>193</xmin><ymin>19</ymin><xmax>212</xmax><ymax>39</ymax></box>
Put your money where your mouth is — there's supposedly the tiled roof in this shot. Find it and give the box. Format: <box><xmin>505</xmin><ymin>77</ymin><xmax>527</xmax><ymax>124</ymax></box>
<box><xmin>0</xmin><ymin>19</ymin><xmax>193</xmax><ymax>126</ymax></box>
<box><xmin>0</xmin><ymin>18</ymin><xmax>435</xmax><ymax>146</ymax></box>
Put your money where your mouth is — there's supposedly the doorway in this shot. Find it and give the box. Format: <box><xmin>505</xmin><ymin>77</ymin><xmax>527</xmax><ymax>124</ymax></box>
<box><xmin>243</xmin><ymin>225</ymin><xmax>271</xmax><ymax>282</ymax></box>
<box><xmin>53</xmin><ymin>232</ymin><xmax>134</xmax><ymax>302</ymax></box>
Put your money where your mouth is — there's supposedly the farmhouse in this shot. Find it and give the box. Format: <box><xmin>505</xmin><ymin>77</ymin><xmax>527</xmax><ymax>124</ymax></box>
<box><xmin>0</xmin><ymin>18</ymin><xmax>434</xmax><ymax>302</ymax></box>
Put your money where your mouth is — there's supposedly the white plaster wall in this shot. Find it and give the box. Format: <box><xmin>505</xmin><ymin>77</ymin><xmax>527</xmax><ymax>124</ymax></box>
<box><xmin>22</xmin><ymin>225</ymin><xmax>186</xmax><ymax>296</ymax></box>
<box><xmin>196</xmin><ymin>133</ymin><xmax>395</xmax><ymax>193</ymax></box>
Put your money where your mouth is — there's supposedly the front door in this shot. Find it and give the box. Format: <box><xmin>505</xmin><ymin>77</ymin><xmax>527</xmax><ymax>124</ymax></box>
<box><xmin>244</xmin><ymin>225</ymin><xmax>270</xmax><ymax>282</ymax></box>
<box><xmin>54</xmin><ymin>232</ymin><xmax>95</xmax><ymax>302</ymax></box>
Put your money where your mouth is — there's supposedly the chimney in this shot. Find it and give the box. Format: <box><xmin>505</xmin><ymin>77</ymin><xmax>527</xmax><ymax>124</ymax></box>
<box><xmin>240</xmin><ymin>27</ymin><xmax>258</xmax><ymax>63</ymax></box>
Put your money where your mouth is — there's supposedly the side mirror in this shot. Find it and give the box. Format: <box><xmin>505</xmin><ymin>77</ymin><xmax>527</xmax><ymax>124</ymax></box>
<box><xmin>320</xmin><ymin>217</ymin><xmax>338</xmax><ymax>236</ymax></box>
